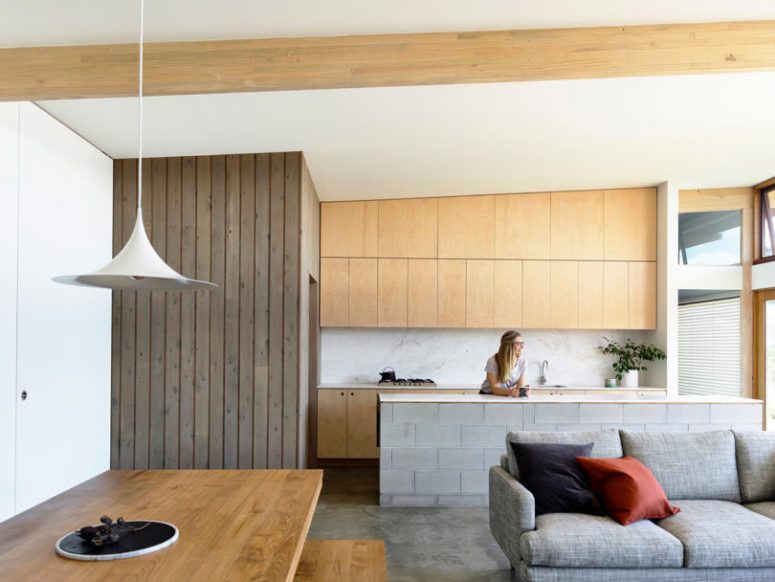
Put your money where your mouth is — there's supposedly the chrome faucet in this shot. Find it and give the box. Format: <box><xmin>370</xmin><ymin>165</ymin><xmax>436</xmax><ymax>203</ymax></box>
<box><xmin>539</xmin><ymin>360</ymin><xmax>549</xmax><ymax>385</ymax></box>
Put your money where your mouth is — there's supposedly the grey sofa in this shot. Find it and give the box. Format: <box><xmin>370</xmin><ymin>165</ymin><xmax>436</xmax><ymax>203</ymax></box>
<box><xmin>489</xmin><ymin>429</ymin><xmax>775</xmax><ymax>582</ymax></box>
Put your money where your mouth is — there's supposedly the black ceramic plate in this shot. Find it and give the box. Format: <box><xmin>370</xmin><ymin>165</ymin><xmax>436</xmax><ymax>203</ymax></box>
<box><xmin>55</xmin><ymin>521</ymin><xmax>178</xmax><ymax>561</ymax></box>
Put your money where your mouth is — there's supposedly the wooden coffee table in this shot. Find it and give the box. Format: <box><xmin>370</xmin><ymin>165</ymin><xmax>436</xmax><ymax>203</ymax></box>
<box><xmin>0</xmin><ymin>469</ymin><xmax>322</xmax><ymax>581</ymax></box>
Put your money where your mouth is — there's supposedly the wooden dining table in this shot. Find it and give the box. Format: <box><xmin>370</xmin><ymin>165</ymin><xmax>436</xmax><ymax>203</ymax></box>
<box><xmin>0</xmin><ymin>469</ymin><xmax>323</xmax><ymax>581</ymax></box>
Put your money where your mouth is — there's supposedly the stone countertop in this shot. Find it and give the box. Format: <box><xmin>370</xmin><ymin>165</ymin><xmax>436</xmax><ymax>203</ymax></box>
<box><xmin>378</xmin><ymin>393</ymin><xmax>762</xmax><ymax>404</ymax></box>
<box><xmin>318</xmin><ymin>383</ymin><xmax>667</xmax><ymax>391</ymax></box>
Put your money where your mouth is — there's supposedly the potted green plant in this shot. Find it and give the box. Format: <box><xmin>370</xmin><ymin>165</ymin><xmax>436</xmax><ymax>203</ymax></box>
<box><xmin>598</xmin><ymin>337</ymin><xmax>666</xmax><ymax>388</ymax></box>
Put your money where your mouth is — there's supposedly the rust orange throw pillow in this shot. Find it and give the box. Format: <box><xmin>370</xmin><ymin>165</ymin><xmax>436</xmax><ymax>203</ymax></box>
<box><xmin>576</xmin><ymin>455</ymin><xmax>680</xmax><ymax>525</ymax></box>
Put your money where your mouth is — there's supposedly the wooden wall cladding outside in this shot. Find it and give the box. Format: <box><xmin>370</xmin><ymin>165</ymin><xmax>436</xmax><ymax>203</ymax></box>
<box><xmin>111</xmin><ymin>153</ymin><xmax>304</xmax><ymax>470</ymax></box>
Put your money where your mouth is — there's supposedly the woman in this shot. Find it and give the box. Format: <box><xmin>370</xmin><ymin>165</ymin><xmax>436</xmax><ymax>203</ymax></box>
<box><xmin>480</xmin><ymin>330</ymin><xmax>530</xmax><ymax>397</ymax></box>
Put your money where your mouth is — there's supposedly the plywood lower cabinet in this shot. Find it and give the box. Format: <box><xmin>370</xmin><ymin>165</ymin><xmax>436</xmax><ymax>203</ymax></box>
<box><xmin>317</xmin><ymin>388</ymin><xmax>480</xmax><ymax>461</ymax></box>
<box><xmin>318</xmin><ymin>389</ymin><xmax>378</xmax><ymax>459</ymax></box>
<box><xmin>317</xmin><ymin>389</ymin><xmax>349</xmax><ymax>458</ymax></box>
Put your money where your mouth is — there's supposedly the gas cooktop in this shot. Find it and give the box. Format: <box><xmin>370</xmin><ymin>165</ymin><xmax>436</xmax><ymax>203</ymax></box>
<box><xmin>378</xmin><ymin>378</ymin><xmax>437</xmax><ymax>387</ymax></box>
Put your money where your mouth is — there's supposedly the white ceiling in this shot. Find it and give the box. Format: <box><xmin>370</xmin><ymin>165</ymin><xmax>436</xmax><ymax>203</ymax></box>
<box><xmin>4</xmin><ymin>0</ymin><xmax>775</xmax><ymax>47</ymax></box>
<box><xmin>14</xmin><ymin>1</ymin><xmax>775</xmax><ymax>200</ymax></box>
<box><xmin>39</xmin><ymin>72</ymin><xmax>775</xmax><ymax>200</ymax></box>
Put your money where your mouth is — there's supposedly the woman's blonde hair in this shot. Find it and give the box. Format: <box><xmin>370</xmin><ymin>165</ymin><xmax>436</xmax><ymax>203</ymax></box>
<box><xmin>495</xmin><ymin>330</ymin><xmax>522</xmax><ymax>383</ymax></box>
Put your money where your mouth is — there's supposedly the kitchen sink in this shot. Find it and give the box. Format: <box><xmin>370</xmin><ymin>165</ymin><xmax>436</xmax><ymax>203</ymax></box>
<box><xmin>534</xmin><ymin>384</ymin><xmax>566</xmax><ymax>388</ymax></box>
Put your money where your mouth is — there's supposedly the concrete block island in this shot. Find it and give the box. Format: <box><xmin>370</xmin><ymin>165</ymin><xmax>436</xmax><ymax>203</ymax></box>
<box><xmin>379</xmin><ymin>392</ymin><xmax>763</xmax><ymax>507</ymax></box>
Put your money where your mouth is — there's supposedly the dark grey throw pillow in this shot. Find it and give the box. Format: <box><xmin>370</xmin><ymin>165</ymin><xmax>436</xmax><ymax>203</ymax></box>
<box><xmin>510</xmin><ymin>441</ymin><xmax>601</xmax><ymax>516</ymax></box>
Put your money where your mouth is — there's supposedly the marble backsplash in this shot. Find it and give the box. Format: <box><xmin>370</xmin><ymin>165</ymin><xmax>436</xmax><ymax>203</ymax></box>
<box><xmin>320</xmin><ymin>328</ymin><xmax>652</xmax><ymax>387</ymax></box>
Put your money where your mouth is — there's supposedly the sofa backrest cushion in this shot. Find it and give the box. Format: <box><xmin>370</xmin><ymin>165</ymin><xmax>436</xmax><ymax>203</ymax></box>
<box><xmin>734</xmin><ymin>431</ymin><xmax>775</xmax><ymax>503</ymax></box>
<box><xmin>620</xmin><ymin>430</ymin><xmax>740</xmax><ymax>501</ymax></box>
<box><xmin>506</xmin><ymin>429</ymin><xmax>622</xmax><ymax>479</ymax></box>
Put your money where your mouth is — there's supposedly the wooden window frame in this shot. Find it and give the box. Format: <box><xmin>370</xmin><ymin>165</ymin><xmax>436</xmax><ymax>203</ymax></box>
<box><xmin>678</xmin><ymin>188</ymin><xmax>755</xmax><ymax>397</ymax></box>
<box><xmin>754</xmin><ymin>176</ymin><xmax>775</xmax><ymax>264</ymax></box>
<box><xmin>755</xmin><ymin>184</ymin><xmax>775</xmax><ymax>265</ymax></box>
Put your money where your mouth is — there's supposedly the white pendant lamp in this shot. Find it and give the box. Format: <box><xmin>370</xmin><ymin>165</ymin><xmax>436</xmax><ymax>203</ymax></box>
<box><xmin>54</xmin><ymin>0</ymin><xmax>216</xmax><ymax>292</ymax></box>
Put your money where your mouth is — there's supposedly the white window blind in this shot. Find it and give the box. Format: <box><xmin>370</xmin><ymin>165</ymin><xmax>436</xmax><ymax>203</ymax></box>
<box><xmin>678</xmin><ymin>297</ymin><xmax>740</xmax><ymax>397</ymax></box>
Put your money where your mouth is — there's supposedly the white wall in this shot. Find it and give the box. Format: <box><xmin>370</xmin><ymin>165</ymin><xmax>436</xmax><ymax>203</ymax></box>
<box><xmin>0</xmin><ymin>103</ymin><xmax>112</xmax><ymax>519</ymax></box>
<box><xmin>0</xmin><ymin>104</ymin><xmax>20</xmax><ymax>522</ymax></box>
<box><xmin>321</xmin><ymin>328</ymin><xmax>649</xmax><ymax>386</ymax></box>
<box><xmin>753</xmin><ymin>262</ymin><xmax>775</xmax><ymax>290</ymax></box>
<box><xmin>647</xmin><ymin>182</ymin><xmax>678</xmax><ymax>393</ymax></box>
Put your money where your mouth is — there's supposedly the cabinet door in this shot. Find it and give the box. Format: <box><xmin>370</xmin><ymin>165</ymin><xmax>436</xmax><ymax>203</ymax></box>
<box><xmin>378</xmin><ymin>258</ymin><xmax>408</xmax><ymax>327</ymax></box>
<box><xmin>604</xmin><ymin>188</ymin><xmax>656</xmax><ymax>261</ymax></box>
<box><xmin>550</xmin><ymin>190</ymin><xmax>604</xmax><ymax>260</ymax></box>
<box><xmin>349</xmin><ymin>258</ymin><xmax>378</xmax><ymax>326</ymax></box>
<box><xmin>347</xmin><ymin>390</ymin><xmax>378</xmax><ymax>459</ymax></box>
<box><xmin>438</xmin><ymin>195</ymin><xmax>494</xmax><ymax>258</ymax></box>
<box><xmin>494</xmin><ymin>193</ymin><xmax>551</xmax><ymax>259</ymax></box>
<box><xmin>318</xmin><ymin>390</ymin><xmax>347</xmax><ymax>458</ymax></box>
<box><xmin>438</xmin><ymin>259</ymin><xmax>466</xmax><ymax>327</ymax></box>
<box><xmin>523</xmin><ymin>261</ymin><xmax>551</xmax><ymax>328</ymax></box>
<box><xmin>629</xmin><ymin>261</ymin><xmax>657</xmax><ymax>329</ymax></box>
<box><xmin>320</xmin><ymin>201</ymin><xmax>378</xmax><ymax>257</ymax></box>
<box><xmin>494</xmin><ymin>260</ymin><xmax>522</xmax><ymax>327</ymax></box>
<box><xmin>15</xmin><ymin>103</ymin><xmax>112</xmax><ymax>512</ymax></box>
<box><xmin>578</xmin><ymin>261</ymin><xmax>604</xmax><ymax>329</ymax></box>
<box><xmin>378</xmin><ymin>198</ymin><xmax>438</xmax><ymax>258</ymax></box>
<box><xmin>466</xmin><ymin>260</ymin><xmax>494</xmax><ymax>328</ymax></box>
<box><xmin>603</xmin><ymin>261</ymin><xmax>629</xmax><ymax>328</ymax></box>
<box><xmin>550</xmin><ymin>261</ymin><xmax>578</xmax><ymax>328</ymax></box>
<box><xmin>0</xmin><ymin>104</ymin><xmax>18</xmax><ymax>521</ymax></box>
<box><xmin>320</xmin><ymin>258</ymin><xmax>349</xmax><ymax>326</ymax></box>
<box><xmin>408</xmin><ymin>259</ymin><xmax>438</xmax><ymax>327</ymax></box>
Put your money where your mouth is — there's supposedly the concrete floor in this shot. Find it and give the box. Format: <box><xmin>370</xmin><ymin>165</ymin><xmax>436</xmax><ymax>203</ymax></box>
<box><xmin>307</xmin><ymin>468</ymin><xmax>516</xmax><ymax>582</ymax></box>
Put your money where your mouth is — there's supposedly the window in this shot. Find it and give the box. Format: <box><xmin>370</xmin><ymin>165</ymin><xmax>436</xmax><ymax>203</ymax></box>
<box><xmin>678</xmin><ymin>290</ymin><xmax>740</xmax><ymax>397</ymax></box>
<box><xmin>678</xmin><ymin>211</ymin><xmax>741</xmax><ymax>265</ymax></box>
<box><xmin>761</xmin><ymin>186</ymin><xmax>775</xmax><ymax>259</ymax></box>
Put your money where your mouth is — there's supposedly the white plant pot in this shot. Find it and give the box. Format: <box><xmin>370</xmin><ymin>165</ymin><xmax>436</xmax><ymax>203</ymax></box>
<box><xmin>621</xmin><ymin>370</ymin><xmax>639</xmax><ymax>388</ymax></box>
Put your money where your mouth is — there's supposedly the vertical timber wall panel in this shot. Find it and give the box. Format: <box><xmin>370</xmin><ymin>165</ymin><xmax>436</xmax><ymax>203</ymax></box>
<box><xmin>268</xmin><ymin>154</ymin><xmax>285</xmax><ymax>468</ymax></box>
<box><xmin>111</xmin><ymin>153</ymin><xmax>306</xmax><ymax>469</ymax></box>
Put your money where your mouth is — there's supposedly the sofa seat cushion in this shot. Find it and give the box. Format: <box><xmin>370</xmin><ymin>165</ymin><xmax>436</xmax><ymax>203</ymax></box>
<box><xmin>657</xmin><ymin>500</ymin><xmax>775</xmax><ymax>568</ymax></box>
<box><xmin>746</xmin><ymin>501</ymin><xmax>775</xmax><ymax>520</ymax></box>
<box><xmin>620</xmin><ymin>430</ymin><xmax>740</xmax><ymax>501</ymax></box>
<box><xmin>519</xmin><ymin>513</ymin><xmax>683</xmax><ymax>568</ymax></box>
<box><xmin>506</xmin><ymin>429</ymin><xmax>622</xmax><ymax>479</ymax></box>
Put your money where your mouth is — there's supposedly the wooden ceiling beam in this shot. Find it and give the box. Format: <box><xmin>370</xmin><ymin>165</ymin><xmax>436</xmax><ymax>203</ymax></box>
<box><xmin>3</xmin><ymin>19</ymin><xmax>775</xmax><ymax>101</ymax></box>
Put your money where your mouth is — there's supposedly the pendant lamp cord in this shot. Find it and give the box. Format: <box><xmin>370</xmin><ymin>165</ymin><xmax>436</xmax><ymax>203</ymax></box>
<box><xmin>137</xmin><ymin>0</ymin><xmax>144</xmax><ymax>212</ymax></box>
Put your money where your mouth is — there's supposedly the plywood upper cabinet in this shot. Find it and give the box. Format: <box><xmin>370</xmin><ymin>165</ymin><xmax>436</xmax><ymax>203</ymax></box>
<box><xmin>408</xmin><ymin>259</ymin><xmax>437</xmax><ymax>328</ymax></box>
<box><xmin>438</xmin><ymin>195</ymin><xmax>494</xmax><ymax>258</ymax></box>
<box><xmin>320</xmin><ymin>201</ymin><xmax>378</xmax><ymax>257</ymax></box>
<box><xmin>550</xmin><ymin>261</ymin><xmax>578</xmax><ymax>328</ymax></box>
<box><xmin>629</xmin><ymin>261</ymin><xmax>657</xmax><ymax>329</ymax></box>
<box><xmin>320</xmin><ymin>258</ymin><xmax>349</xmax><ymax>326</ymax></box>
<box><xmin>349</xmin><ymin>258</ymin><xmax>378</xmax><ymax>327</ymax></box>
<box><xmin>494</xmin><ymin>260</ymin><xmax>522</xmax><ymax>327</ymax></box>
<box><xmin>494</xmin><ymin>193</ymin><xmax>551</xmax><ymax>259</ymax></box>
<box><xmin>378</xmin><ymin>259</ymin><xmax>408</xmax><ymax>327</ymax></box>
<box><xmin>438</xmin><ymin>259</ymin><xmax>466</xmax><ymax>327</ymax></box>
<box><xmin>378</xmin><ymin>198</ymin><xmax>438</xmax><ymax>258</ymax></box>
<box><xmin>550</xmin><ymin>190</ymin><xmax>604</xmax><ymax>260</ymax></box>
<box><xmin>603</xmin><ymin>261</ymin><xmax>629</xmax><ymax>329</ymax></box>
<box><xmin>578</xmin><ymin>261</ymin><xmax>604</xmax><ymax>329</ymax></box>
<box><xmin>604</xmin><ymin>188</ymin><xmax>657</xmax><ymax>261</ymax></box>
<box><xmin>466</xmin><ymin>260</ymin><xmax>494</xmax><ymax>328</ymax></box>
<box><xmin>522</xmin><ymin>260</ymin><xmax>551</xmax><ymax>328</ymax></box>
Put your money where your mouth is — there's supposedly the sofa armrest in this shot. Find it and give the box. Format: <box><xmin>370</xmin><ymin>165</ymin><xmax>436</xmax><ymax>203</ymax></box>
<box><xmin>489</xmin><ymin>466</ymin><xmax>535</xmax><ymax>567</ymax></box>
